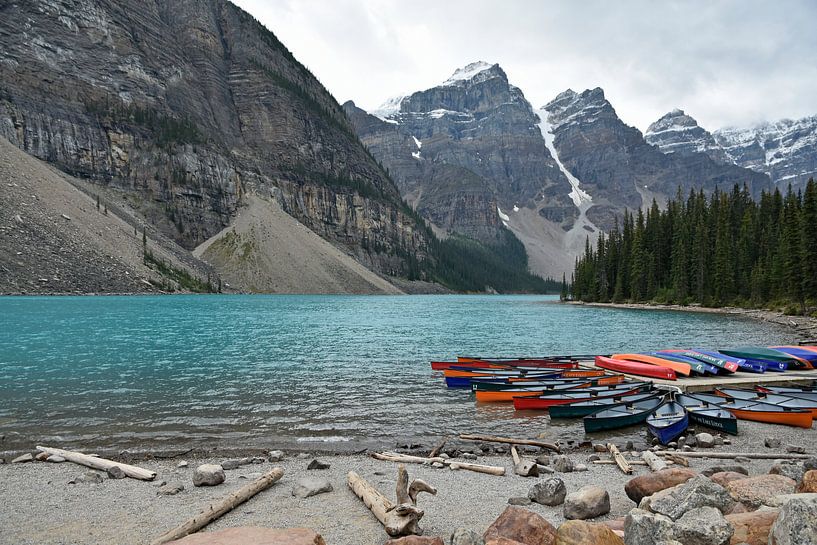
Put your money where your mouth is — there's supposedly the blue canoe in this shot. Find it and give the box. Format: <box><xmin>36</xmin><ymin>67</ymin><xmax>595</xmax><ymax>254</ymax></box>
<box><xmin>693</xmin><ymin>349</ymin><xmax>767</xmax><ymax>373</ymax></box>
<box><xmin>647</xmin><ymin>401</ymin><xmax>689</xmax><ymax>445</ymax></box>
<box><xmin>650</xmin><ymin>352</ymin><xmax>720</xmax><ymax>375</ymax></box>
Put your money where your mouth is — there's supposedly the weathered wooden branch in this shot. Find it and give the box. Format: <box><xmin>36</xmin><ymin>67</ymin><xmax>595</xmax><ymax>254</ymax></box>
<box><xmin>36</xmin><ymin>446</ymin><xmax>156</xmax><ymax>481</ymax></box>
<box><xmin>510</xmin><ymin>445</ymin><xmax>538</xmax><ymax>477</ymax></box>
<box><xmin>150</xmin><ymin>467</ymin><xmax>284</xmax><ymax>545</ymax></box>
<box><xmin>459</xmin><ymin>433</ymin><xmax>560</xmax><ymax>452</ymax></box>
<box><xmin>657</xmin><ymin>451</ymin><xmax>811</xmax><ymax>460</ymax></box>
<box><xmin>608</xmin><ymin>443</ymin><xmax>632</xmax><ymax>474</ymax></box>
<box><xmin>429</xmin><ymin>437</ymin><xmax>448</xmax><ymax>458</ymax></box>
<box><xmin>348</xmin><ymin>465</ymin><xmax>436</xmax><ymax>537</ymax></box>
<box><xmin>371</xmin><ymin>451</ymin><xmax>506</xmax><ymax>476</ymax></box>
<box><xmin>594</xmin><ymin>459</ymin><xmax>676</xmax><ymax>466</ymax></box>
<box><xmin>642</xmin><ymin>450</ymin><xmax>668</xmax><ymax>471</ymax></box>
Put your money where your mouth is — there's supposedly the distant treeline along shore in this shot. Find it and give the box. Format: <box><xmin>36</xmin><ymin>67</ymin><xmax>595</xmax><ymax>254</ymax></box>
<box><xmin>568</xmin><ymin>179</ymin><xmax>817</xmax><ymax>316</ymax></box>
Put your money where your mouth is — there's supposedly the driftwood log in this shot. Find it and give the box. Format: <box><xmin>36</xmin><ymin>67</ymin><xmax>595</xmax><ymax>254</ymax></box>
<box><xmin>510</xmin><ymin>445</ymin><xmax>538</xmax><ymax>477</ymax></box>
<box><xmin>36</xmin><ymin>446</ymin><xmax>156</xmax><ymax>481</ymax></box>
<box><xmin>593</xmin><ymin>459</ymin><xmax>676</xmax><ymax>466</ymax></box>
<box><xmin>372</xmin><ymin>451</ymin><xmax>505</xmax><ymax>476</ymax></box>
<box><xmin>347</xmin><ymin>465</ymin><xmax>436</xmax><ymax>536</ymax></box>
<box><xmin>428</xmin><ymin>437</ymin><xmax>448</xmax><ymax>458</ymax></box>
<box><xmin>657</xmin><ymin>451</ymin><xmax>811</xmax><ymax>460</ymax></box>
<box><xmin>459</xmin><ymin>433</ymin><xmax>560</xmax><ymax>452</ymax></box>
<box><xmin>150</xmin><ymin>467</ymin><xmax>284</xmax><ymax>545</ymax></box>
<box><xmin>608</xmin><ymin>443</ymin><xmax>632</xmax><ymax>474</ymax></box>
<box><xmin>642</xmin><ymin>450</ymin><xmax>668</xmax><ymax>471</ymax></box>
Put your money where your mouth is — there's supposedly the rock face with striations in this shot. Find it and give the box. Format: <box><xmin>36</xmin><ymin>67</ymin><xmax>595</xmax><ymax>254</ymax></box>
<box><xmin>345</xmin><ymin>62</ymin><xmax>577</xmax><ymax>242</ymax></box>
<box><xmin>646</xmin><ymin>110</ymin><xmax>817</xmax><ymax>192</ymax></box>
<box><xmin>0</xmin><ymin>0</ymin><xmax>431</xmax><ymax>289</ymax></box>
<box><xmin>544</xmin><ymin>89</ymin><xmax>771</xmax><ymax>230</ymax></box>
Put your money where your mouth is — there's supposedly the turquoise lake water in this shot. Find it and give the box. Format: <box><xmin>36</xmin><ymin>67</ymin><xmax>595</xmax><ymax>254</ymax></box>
<box><xmin>0</xmin><ymin>295</ymin><xmax>795</xmax><ymax>453</ymax></box>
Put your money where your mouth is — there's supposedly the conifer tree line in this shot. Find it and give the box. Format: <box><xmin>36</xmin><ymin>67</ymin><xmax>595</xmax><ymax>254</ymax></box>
<box><xmin>570</xmin><ymin>179</ymin><xmax>817</xmax><ymax>315</ymax></box>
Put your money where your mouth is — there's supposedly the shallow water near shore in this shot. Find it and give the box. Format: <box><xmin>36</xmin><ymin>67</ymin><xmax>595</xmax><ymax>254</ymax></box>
<box><xmin>0</xmin><ymin>294</ymin><xmax>796</xmax><ymax>453</ymax></box>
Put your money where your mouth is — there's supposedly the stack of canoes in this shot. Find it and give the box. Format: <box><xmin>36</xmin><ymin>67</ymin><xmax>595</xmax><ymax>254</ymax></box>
<box><xmin>591</xmin><ymin>345</ymin><xmax>817</xmax><ymax>381</ymax></box>
<box><xmin>429</xmin><ymin>355</ymin><xmax>816</xmax><ymax>443</ymax></box>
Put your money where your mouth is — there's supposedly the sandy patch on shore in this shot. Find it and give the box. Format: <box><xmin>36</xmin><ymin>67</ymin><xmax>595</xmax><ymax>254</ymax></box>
<box><xmin>1</xmin><ymin>420</ymin><xmax>814</xmax><ymax>545</ymax></box>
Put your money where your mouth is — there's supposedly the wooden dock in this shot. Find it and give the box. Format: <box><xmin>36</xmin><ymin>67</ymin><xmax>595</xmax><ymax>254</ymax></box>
<box><xmin>581</xmin><ymin>363</ymin><xmax>817</xmax><ymax>393</ymax></box>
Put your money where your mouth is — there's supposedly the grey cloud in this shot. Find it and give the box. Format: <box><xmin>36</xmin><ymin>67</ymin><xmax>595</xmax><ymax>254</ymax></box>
<box><xmin>232</xmin><ymin>0</ymin><xmax>817</xmax><ymax>131</ymax></box>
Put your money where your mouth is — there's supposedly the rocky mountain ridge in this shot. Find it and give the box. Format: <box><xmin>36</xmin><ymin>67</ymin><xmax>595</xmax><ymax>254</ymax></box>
<box><xmin>646</xmin><ymin>109</ymin><xmax>817</xmax><ymax>190</ymax></box>
<box><xmin>0</xmin><ymin>0</ymin><xmax>431</xmax><ymax>292</ymax></box>
<box><xmin>351</xmin><ymin>65</ymin><xmax>770</xmax><ymax>277</ymax></box>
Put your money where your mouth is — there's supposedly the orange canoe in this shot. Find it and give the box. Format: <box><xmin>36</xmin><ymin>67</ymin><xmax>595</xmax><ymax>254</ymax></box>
<box><xmin>612</xmin><ymin>353</ymin><xmax>692</xmax><ymax>377</ymax></box>
<box><xmin>729</xmin><ymin>408</ymin><xmax>812</xmax><ymax>428</ymax></box>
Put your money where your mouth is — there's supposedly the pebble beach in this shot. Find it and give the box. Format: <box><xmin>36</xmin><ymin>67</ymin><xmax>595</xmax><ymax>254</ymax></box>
<box><xmin>1</xmin><ymin>420</ymin><xmax>816</xmax><ymax>545</ymax></box>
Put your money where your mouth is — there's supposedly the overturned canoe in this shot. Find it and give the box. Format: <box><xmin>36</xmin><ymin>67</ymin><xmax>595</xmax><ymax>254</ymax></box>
<box><xmin>665</xmin><ymin>350</ymin><xmax>739</xmax><ymax>373</ymax></box>
<box><xmin>770</xmin><ymin>346</ymin><xmax>817</xmax><ymax>367</ymax></box>
<box><xmin>719</xmin><ymin>347</ymin><xmax>810</xmax><ymax>369</ymax></box>
<box><xmin>612</xmin><ymin>353</ymin><xmax>692</xmax><ymax>377</ymax></box>
<box><xmin>583</xmin><ymin>395</ymin><xmax>665</xmax><ymax>433</ymax></box>
<box><xmin>676</xmin><ymin>394</ymin><xmax>739</xmax><ymax>435</ymax></box>
<box><xmin>649</xmin><ymin>351</ymin><xmax>719</xmax><ymax>375</ymax></box>
<box><xmin>691</xmin><ymin>349</ymin><xmax>766</xmax><ymax>373</ymax></box>
<box><xmin>595</xmin><ymin>355</ymin><xmax>676</xmax><ymax>380</ymax></box>
<box><xmin>647</xmin><ymin>402</ymin><xmax>689</xmax><ymax>445</ymax></box>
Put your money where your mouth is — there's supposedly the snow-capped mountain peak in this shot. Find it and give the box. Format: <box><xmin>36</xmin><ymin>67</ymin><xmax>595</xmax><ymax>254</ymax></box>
<box><xmin>441</xmin><ymin>61</ymin><xmax>501</xmax><ymax>86</ymax></box>
<box><xmin>645</xmin><ymin>109</ymin><xmax>726</xmax><ymax>161</ymax></box>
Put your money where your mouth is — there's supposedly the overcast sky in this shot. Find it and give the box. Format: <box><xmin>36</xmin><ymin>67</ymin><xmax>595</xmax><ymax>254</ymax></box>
<box><xmin>232</xmin><ymin>0</ymin><xmax>817</xmax><ymax>131</ymax></box>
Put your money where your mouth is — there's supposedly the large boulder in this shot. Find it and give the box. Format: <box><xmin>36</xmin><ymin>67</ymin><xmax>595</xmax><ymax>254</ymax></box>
<box><xmin>726</xmin><ymin>474</ymin><xmax>797</xmax><ymax>508</ymax></box>
<box><xmin>671</xmin><ymin>506</ymin><xmax>733</xmax><ymax>545</ymax></box>
<box><xmin>623</xmin><ymin>508</ymin><xmax>674</xmax><ymax>545</ymax></box>
<box><xmin>484</xmin><ymin>506</ymin><xmax>557</xmax><ymax>545</ymax></box>
<box><xmin>645</xmin><ymin>475</ymin><xmax>734</xmax><ymax>520</ymax></box>
<box><xmin>529</xmin><ymin>477</ymin><xmax>567</xmax><ymax>506</ymax></box>
<box><xmin>291</xmin><ymin>478</ymin><xmax>333</xmax><ymax>498</ymax></box>
<box><xmin>624</xmin><ymin>468</ymin><xmax>697</xmax><ymax>503</ymax></box>
<box><xmin>564</xmin><ymin>486</ymin><xmax>610</xmax><ymax>520</ymax></box>
<box><xmin>192</xmin><ymin>464</ymin><xmax>225</xmax><ymax>487</ymax></box>
<box><xmin>166</xmin><ymin>527</ymin><xmax>325</xmax><ymax>544</ymax></box>
<box><xmin>709</xmin><ymin>471</ymin><xmax>748</xmax><ymax>488</ymax></box>
<box><xmin>555</xmin><ymin>520</ymin><xmax>623</xmax><ymax>545</ymax></box>
<box><xmin>726</xmin><ymin>508</ymin><xmax>779</xmax><ymax>545</ymax></box>
<box><xmin>798</xmin><ymin>470</ymin><xmax>817</xmax><ymax>493</ymax></box>
<box><xmin>769</xmin><ymin>494</ymin><xmax>817</xmax><ymax>544</ymax></box>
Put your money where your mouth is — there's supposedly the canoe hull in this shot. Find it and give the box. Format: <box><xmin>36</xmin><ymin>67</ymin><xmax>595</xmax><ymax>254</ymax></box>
<box><xmin>595</xmin><ymin>355</ymin><xmax>676</xmax><ymax>380</ymax></box>
<box><xmin>512</xmin><ymin>386</ymin><xmax>646</xmax><ymax>410</ymax></box>
<box><xmin>648</xmin><ymin>413</ymin><xmax>689</xmax><ymax>445</ymax></box>
<box><xmin>729</xmin><ymin>408</ymin><xmax>812</xmax><ymax>428</ymax></box>
<box><xmin>686</xmin><ymin>410</ymin><xmax>739</xmax><ymax>435</ymax></box>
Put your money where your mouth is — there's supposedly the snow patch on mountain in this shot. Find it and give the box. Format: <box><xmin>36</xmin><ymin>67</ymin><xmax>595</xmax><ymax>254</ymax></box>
<box><xmin>442</xmin><ymin>61</ymin><xmax>495</xmax><ymax>86</ymax></box>
<box><xmin>371</xmin><ymin>95</ymin><xmax>406</xmax><ymax>120</ymax></box>
<box><xmin>535</xmin><ymin>108</ymin><xmax>592</xmax><ymax>209</ymax></box>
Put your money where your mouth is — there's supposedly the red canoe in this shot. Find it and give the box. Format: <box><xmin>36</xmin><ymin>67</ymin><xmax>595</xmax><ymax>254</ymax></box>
<box><xmin>431</xmin><ymin>360</ymin><xmax>578</xmax><ymax>371</ymax></box>
<box><xmin>595</xmin><ymin>355</ymin><xmax>676</xmax><ymax>380</ymax></box>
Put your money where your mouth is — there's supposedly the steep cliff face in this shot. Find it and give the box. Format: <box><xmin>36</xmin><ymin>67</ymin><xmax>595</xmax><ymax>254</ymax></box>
<box><xmin>0</xmin><ymin>0</ymin><xmax>430</xmax><ymax>282</ymax></box>
<box><xmin>544</xmin><ymin>89</ymin><xmax>772</xmax><ymax>230</ymax></box>
<box><xmin>646</xmin><ymin>110</ymin><xmax>817</xmax><ymax>191</ymax></box>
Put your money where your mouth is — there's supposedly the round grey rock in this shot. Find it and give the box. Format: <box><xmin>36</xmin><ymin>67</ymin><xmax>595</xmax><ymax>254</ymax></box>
<box><xmin>291</xmin><ymin>477</ymin><xmax>332</xmax><ymax>498</ymax></box>
<box><xmin>563</xmin><ymin>485</ymin><xmax>610</xmax><ymax>520</ymax></box>
<box><xmin>193</xmin><ymin>464</ymin><xmax>225</xmax><ymax>487</ymax></box>
<box><xmin>450</xmin><ymin>527</ymin><xmax>485</xmax><ymax>545</ymax></box>
<box><xmin>696</xmin><ymin>433</ymin><xmax>715</xmax><ymax>448</ymax></box>
<box><xmin>673</xmin><ymin>506</ymin><xmax>734</xmax><ymax>545</ymax></box>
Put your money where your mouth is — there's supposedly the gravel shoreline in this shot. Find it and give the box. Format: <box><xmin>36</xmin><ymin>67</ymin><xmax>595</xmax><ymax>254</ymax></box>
<box><xmin>1</xmin><ymin>420</ymin><xmax>815</xmax><ymax>545</ymax></box>
<box><xmin>568</xmin><ymin>300</ymin><xmax>817</xmax><ymax>340</ymax></box>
